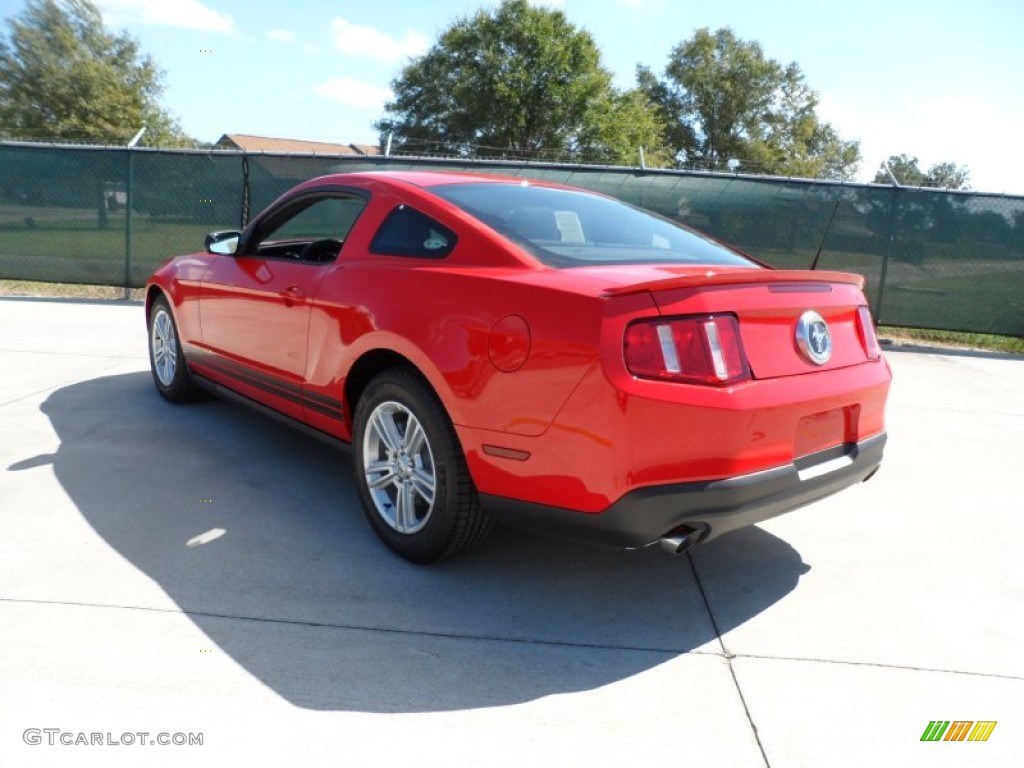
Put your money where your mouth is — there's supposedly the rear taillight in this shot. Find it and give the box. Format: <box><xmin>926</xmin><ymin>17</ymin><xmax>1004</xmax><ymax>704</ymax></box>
<box><xmin>624</xmin><ymin>314</ymin><xmax>751</xmax><ymax>386</ymax></box>
<box><xmin>856</xmin><ymin>306</ymin><xmax>881</xmax><ymax>360</ymax></box>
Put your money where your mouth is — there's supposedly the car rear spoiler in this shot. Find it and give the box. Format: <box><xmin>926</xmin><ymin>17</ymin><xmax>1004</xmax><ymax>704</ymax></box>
<box><xmin>601</xmin><ymin>269</ymin><xmax>865</xmax><ymax>297</ymax></box>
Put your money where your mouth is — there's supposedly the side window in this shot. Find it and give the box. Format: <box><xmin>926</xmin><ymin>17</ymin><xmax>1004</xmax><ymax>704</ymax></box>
<box><xmin>253</xmin><ymin>194</ymin><xmax>367</xmax><ymax>262</ymax></box>
<box><xmin>370</xmin><ymin>205</ymin><xmax>457</xmax><ymax>258</ymax></box>
<box><xmin>271</xmin><ymin>196</ymin><xmax>365</xmax><ymax>242</ymax></box>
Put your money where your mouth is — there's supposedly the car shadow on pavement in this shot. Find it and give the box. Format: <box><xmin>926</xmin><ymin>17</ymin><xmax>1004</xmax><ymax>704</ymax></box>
<box><xmin>29</xmin><ymin>371</ymin><xmax>811</xmax><ymax>713</ymax></box>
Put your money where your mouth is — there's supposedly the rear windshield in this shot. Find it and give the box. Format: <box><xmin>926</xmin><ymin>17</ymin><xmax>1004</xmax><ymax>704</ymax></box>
<box><xmin>431</xmin><ymin>182</ymin><xmax>755</xmax><ymax>269</ymax></box>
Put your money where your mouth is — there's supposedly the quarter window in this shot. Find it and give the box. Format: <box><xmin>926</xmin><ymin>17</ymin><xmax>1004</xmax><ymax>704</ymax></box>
<box><xmin>370</xmin><ymin>205</ymin><xmax>457</xmax><ymax>258</ymax></box>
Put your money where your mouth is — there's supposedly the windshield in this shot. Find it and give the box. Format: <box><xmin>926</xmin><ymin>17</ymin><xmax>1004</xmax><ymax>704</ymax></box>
<box><xmin>431</xmin><ymin>182</ymin><xmax>756</xmax><ymax>269</ymax></box>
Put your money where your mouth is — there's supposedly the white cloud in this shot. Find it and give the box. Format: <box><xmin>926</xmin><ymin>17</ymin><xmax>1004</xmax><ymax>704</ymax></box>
<box><xmin>266</xmin><ymin>29</ymin><xmax>295</xmax><ymax>43</ymax></box>
<box><xmin>312</xmin><ymin>77</ymin><xmax>393</xmax><ymax>110</ymax></box>
<box><xmin>96</xmin><ymin>0</ymin><xmax>234</xmax><ymax>32</ymax></box>
<box><xmin>330</xmin><ymin>18</ymin><xmax>428</xmax><ymax>63</ymax></box>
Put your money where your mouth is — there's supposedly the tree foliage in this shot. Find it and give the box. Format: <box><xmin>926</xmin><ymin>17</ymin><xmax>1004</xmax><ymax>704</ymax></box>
<box><xmin>376</xmin><ymin>0</ymin><xmax>664</xmax><ymax>165</ymax></box>
<box><xmin>637</xmin><ymin>27</ymin><xmax>860</xmax><ymax>180</ymax></box>
<box><xmin>873</xmin><ymin>154</ymin><xmax>971</xmax><ymax>189</ymax></box>
<box><xmin>0</xmin><ymin>0</ymin><xmax>193</xmax><ymax>146</ymax></box>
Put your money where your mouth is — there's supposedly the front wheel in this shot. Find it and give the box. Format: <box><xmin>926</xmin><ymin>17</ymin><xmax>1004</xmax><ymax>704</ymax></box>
<box><xmin>148</xmin><ymin>295</ymin><xmax>201</xmax><ymax>403</ymax></box>
<box><xmin>352</xmin><ymin>370</ymin><xmax>491</xmax><ymax>563</ymax></box>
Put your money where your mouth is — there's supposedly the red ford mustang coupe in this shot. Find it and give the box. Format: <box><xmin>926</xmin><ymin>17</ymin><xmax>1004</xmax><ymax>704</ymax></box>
<box><xmin>146</xmin><ymin>171</ymin><xmax>890</xmax><ymax>563</ymax></box>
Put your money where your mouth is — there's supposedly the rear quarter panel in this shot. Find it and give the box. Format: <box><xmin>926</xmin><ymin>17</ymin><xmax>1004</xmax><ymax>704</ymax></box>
<box><xmin>304</xmin><ymin>263</ymin><xmax>605</xmax><ymax>437</ymax></box>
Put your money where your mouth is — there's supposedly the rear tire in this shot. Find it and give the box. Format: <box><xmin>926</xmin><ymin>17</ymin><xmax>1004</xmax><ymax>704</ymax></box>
<box><xmin>352</xmin><ymin>369</ymin><xmax>491</xmax><ymax>563</ymax></box>
<box><xmin>148</xmin><ymin>295</ymin><xmax>201</xmax><ymax>403</ymax></box>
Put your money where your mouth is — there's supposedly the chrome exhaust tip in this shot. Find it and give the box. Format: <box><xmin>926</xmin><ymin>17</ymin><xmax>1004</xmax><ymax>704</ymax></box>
<box><xmin>659</xmin><ymin>526</ymin><xmax>703</xmax><ymax>555</ymax></box>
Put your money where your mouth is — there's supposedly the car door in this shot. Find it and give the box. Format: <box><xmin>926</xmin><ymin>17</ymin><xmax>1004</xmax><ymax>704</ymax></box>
<box><xmin>199</xmin><ymin>191</ymin><xmax>367</xmax><ymax>422</ymax></box>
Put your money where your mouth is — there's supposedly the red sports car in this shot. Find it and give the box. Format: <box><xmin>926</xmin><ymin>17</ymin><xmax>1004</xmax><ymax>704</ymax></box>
<box><xmin>146</xmin><ymin>171</ymin><xmax>890</xmax><ymax>563</ymax></box>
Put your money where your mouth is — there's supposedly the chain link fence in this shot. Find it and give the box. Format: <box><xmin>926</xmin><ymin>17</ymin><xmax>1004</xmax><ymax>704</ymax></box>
<box><xmin>2</xmin><ymin>141</ymin><xmax>1022</xmax><ymax>336</ymax></box>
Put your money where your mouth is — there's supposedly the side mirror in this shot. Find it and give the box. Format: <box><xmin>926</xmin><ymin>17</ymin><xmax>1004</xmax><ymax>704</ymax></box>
<box><xmin>205</xmin><ymin>230</ymin><xmax>241</xmax><ymax>255</ymax></box>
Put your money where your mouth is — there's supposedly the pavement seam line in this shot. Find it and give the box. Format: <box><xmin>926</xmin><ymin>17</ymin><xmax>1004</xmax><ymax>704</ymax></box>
<box><xmin>0</xmin><ymin>347</ymin><xmax>141</xmax><ymax>359</ymax></box>
<box><xmin>0</xmin><ymin>596</ymin><xmax>705</xmax><ymax>657</ymax></box>
<box><xmin>730</xmin><ymin>651</ymin><xmax>1024</xmax><ymax>681</ymax></box>
<box><xmin>687</xmin><ymin>553</ymin><xmax>772</xmax><ymax>768</ymax></box>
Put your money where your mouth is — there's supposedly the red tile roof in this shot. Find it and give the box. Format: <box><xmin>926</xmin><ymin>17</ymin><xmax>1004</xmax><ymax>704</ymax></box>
<box><xmin>215</xmin><ymin>134</ymin><xmax>380</xmax><ymax>156</ymax></box>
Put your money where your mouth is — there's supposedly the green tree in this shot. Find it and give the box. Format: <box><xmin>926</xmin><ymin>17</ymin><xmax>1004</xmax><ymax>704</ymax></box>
<box><xmin>580</xmin><ymin>88</ymin><xmax>672</xmax><ymax>167</ymax></box>
<box><xmin>637</xmin><ymin>27</ymin><xmax>860</xmax><ymax>179</ymax></box>
<box><xmin>376</xmin><ymin>0</ymin><xmax>664</xmax><ymax>165</ymax></box>
<box><xmin>922</xmin><ymin>161</ymin><xmax>970</xmax><ymax>190</ymax></box>
<box><xmin>873</xmin><ymin>154</ymin><xmax>926</xmax><ymax>186</ymax></box>
<box><xmin>0</xmin><ymin>0</ymin><xmax>192</xmax><ymax>146</ymax></box>
<box><xmin>872</xmin><ymin>154</ymin><xmax>971</xmax><ymax>189</ymax></box>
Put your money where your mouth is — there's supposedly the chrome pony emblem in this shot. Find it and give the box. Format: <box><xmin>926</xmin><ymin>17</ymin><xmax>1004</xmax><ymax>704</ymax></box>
<box><xmin>795</xmin><ymin>310</ymin><xmax>832</xmax><ymax>365</ymax></box>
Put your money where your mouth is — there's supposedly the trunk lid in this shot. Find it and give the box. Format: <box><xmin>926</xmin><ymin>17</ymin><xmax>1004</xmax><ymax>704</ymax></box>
<box><xmin>603</xmin><ymin>267</ymin><xmax>872</xmax><ymax>379</ymax></box>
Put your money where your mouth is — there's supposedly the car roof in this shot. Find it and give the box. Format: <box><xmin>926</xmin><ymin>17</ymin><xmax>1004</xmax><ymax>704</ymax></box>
<box><xmin>311</xmin><ymin>169</ymin><xmax>567</xmax><ymax>190</ymax></box>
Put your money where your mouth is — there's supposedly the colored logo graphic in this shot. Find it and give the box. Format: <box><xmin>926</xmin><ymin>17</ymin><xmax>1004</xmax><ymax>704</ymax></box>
<box><xmin>920</xmin><ymin>721</ymin><xmax>997</xmax><ymax>742</ymax></box>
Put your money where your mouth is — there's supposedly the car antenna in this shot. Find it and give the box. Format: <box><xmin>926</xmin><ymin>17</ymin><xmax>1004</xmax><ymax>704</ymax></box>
<box><xmin>809</xmin><ymin>198</ymin><xmax>841</xmax><ymax>270</ymax></box>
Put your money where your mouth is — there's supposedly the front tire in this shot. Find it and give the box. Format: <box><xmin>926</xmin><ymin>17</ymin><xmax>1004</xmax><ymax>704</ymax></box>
<box><xmin>148</xmin><ymin>294</ymin><xmax>201</xmax><ymax>403</ymax></box>
<box><xmin>353</xmin><ymin>369</ymin><xmax>491</xmax><ymax>563</ymax></box>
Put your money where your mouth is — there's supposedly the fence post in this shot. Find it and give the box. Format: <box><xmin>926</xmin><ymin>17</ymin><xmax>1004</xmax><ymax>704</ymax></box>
<box><xmin>123</xmin><ymin>146</ymin><xmax>134</xmax><ymax>299</ymax></box>
<box><xmin>240</xmin><ymin>152</ymin><xmax>251</xmax><ymax>229</ymax></box>
<box><xmin>875</xmin><ymin>186</ymin><xmax>899</xmax><ymax>322</ymax></box>
<box><xmin>123</xmin><ymin>128</ymin><xmax>145</xmax><ymax>299</ymax></box>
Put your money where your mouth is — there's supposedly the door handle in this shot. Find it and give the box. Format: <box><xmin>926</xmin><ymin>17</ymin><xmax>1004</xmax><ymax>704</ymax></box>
<box><xmin>280</xmin><ymin>284</ymin><xmax>305</xmax><ymax>305</ymax></box>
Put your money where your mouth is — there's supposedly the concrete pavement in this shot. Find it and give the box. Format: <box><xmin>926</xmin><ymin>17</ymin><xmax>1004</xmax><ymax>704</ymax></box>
<box><xmin>1</xmin><ymin>297</ymin><xmax>1021</xmax><ymax>767</ymax></box>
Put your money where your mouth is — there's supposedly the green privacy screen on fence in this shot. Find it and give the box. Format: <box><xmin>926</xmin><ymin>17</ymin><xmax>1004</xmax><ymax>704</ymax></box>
<box><xmin>1</xmin><ymin>141</ymin><xmax>1022</xmax><ymax>336</ymax></box>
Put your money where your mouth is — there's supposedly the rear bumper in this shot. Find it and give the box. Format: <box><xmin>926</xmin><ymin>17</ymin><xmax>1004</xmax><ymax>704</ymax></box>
<box><xmin>481</xmin><ymin>433</ymin><xmax>886</xmax><ymax>548</ymax></box>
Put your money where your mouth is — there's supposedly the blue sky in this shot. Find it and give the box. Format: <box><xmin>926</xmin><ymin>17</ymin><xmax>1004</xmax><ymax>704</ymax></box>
<box><xmin>2</xmin><ymin>0</ymin><xmax>1022</xmax><ymax>193</ymax></box>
